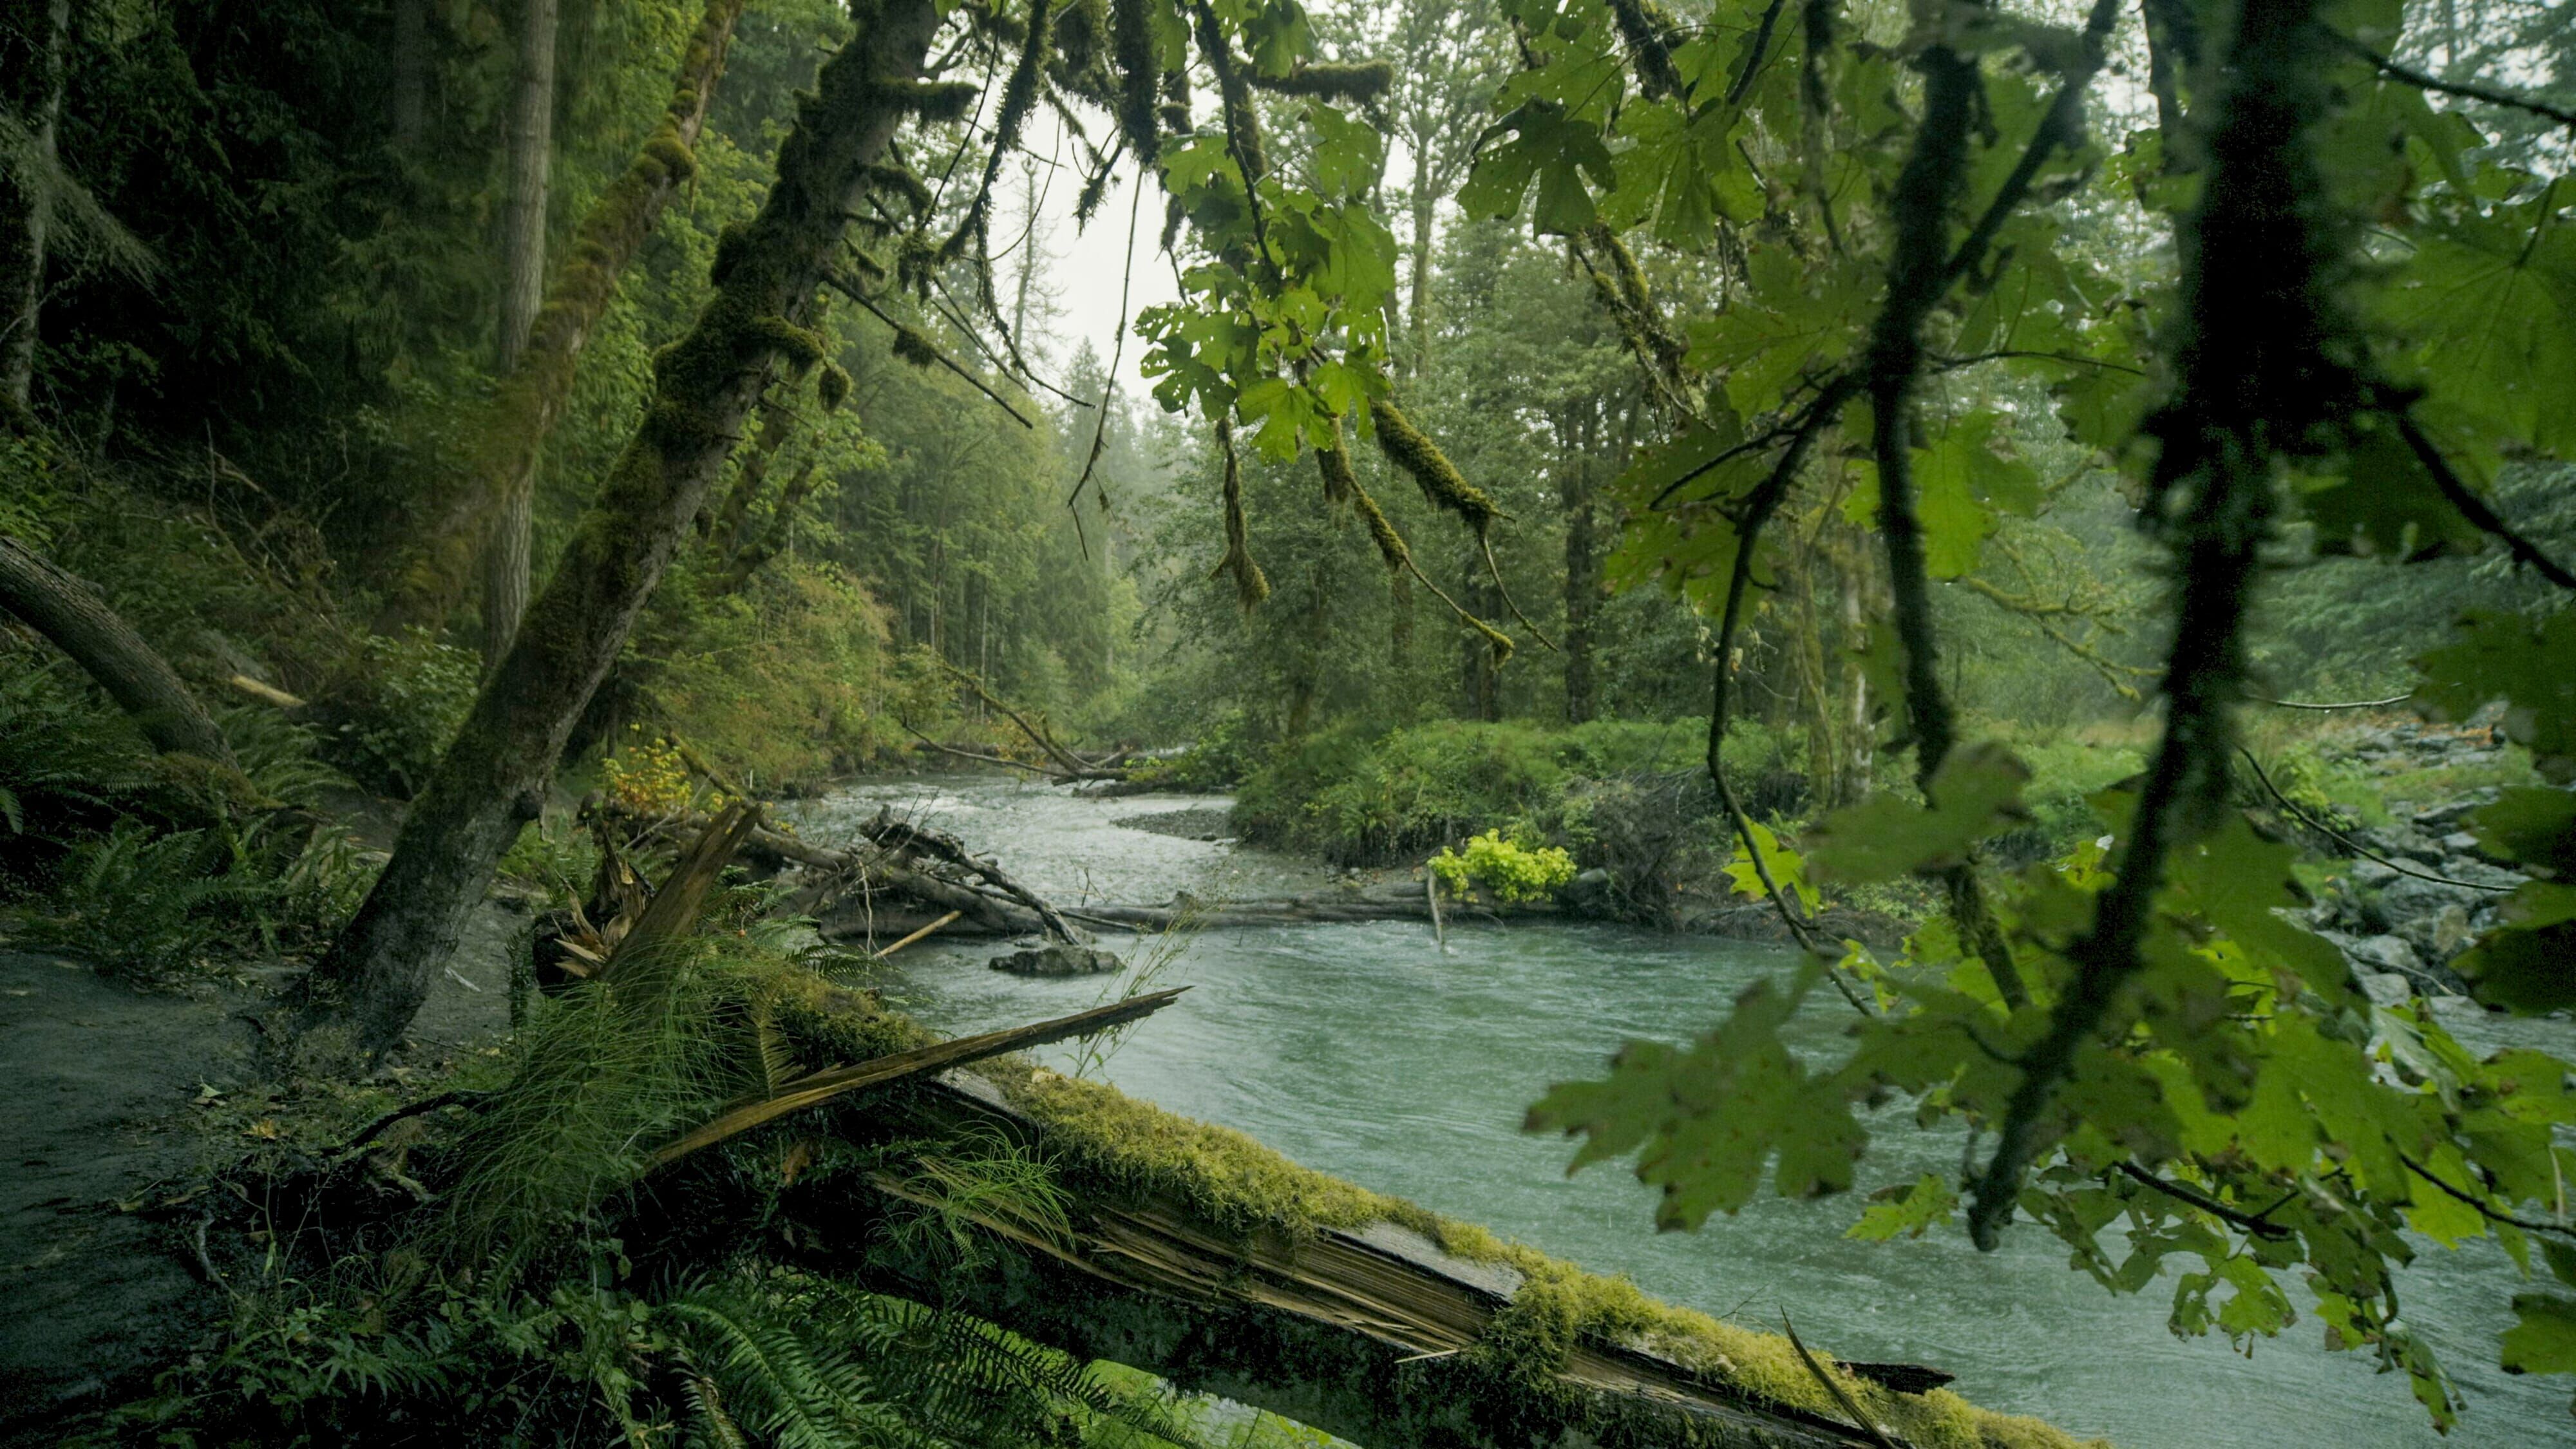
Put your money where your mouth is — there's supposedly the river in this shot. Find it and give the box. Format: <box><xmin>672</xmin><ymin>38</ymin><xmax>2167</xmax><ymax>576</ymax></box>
<box><xmin>789</xmin><ymin>775</ymin><xmax>2572</xmax><ymax>1448</ymax></box>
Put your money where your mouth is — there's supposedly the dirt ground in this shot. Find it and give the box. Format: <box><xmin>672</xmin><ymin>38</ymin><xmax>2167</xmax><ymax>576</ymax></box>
<box><xmin>0</xmin><ymin>898</ymin><xmax>525</xmax><ymax>1444</ymax></box>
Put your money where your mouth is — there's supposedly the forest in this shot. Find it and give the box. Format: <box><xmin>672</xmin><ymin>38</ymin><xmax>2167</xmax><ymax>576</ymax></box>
<box><xmin>2</xmin><ymin>0</ymin><xmax>2574</xmax><ymax>1441</ymax></box>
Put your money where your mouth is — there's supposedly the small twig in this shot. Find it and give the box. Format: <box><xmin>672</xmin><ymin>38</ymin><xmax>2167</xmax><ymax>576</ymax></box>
<box><xmin>2251</xmin><ymin>693</ymin><xmax>2410</xmax><ymax>710</ymax></box>
<box><xmin>826</xmin><ymin>275</ymin><xmax>1037</xmax><ymax>429</ymax></box>
<box><xmin>872</xmin><ymin>909</ymin><xmax>963</xmax><ymax>960</ymax></box>
<box><xmin>1392</xmin><ymin>1347</ymin><xmax>1462</xmax><ymax>1365</ymax></box>
<box><xmin>2113</xmin><ymin>1162</ymin><xmax>2293</xmax><ymax>1240</ymax></box>
<box><xmin>1479</xmin><ymin>534</ymin><xmax>1560</xmax><ymax>652</ymax></box>
<box><xmin>1781</xmin><ymin>1314</ymin><xmax>1902</xmax><ymax>1449</ymax></box>
<box><xmin>2235</xmin><ymin>747</ymin><xmax>2514</xmax><ymax>893</ymax></box>
<box><xmin>1067</xmin><ymin>177</ymin><xmax>1146</xmax><ymax>521</ymax></box>
<box><xmin>2401</xmin><ymin>1151</ymin><xmax>2576</xmax><ymax>1240</ymax></box>
<box><xmin>2393</xmin><ymin>412</ymin><xmax>2576</xmax><ymax>592</ymax></box>
<box><xmin>2332</xmin><ymin>32</ymin><xmax>2576</xmax><ymax>131</ymax></box>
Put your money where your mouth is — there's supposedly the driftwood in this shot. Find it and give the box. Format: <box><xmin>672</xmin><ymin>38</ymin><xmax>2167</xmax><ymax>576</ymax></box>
<box><xmin>657</xmin><ymin>806</ymin><xmax>1081</xmax><ymax>946</ymax></box>
<box><xmin>649</xmin><ymin>987</ymin><xmax>1186</xmax><ymax>1168</ymax></box>
<box><xmin>1068</xmin><ymin>879</ymin><xmax>1540</xmax><ymax>932</ymax></box>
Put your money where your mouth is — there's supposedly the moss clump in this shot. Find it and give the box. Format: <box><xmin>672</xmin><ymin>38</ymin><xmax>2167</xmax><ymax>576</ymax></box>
<box><xmin>1253</xmin><ymin>61</ymin><xmax>1394</xmax><ymax>102</ymax></box>
<box><xmin>883</xmin><ymin>78</ymin><xmax>981</xmax><ymax>120</ymax></box>
<box><xmin>1369</xmin><ymin>396</ymin><xmax>1499</xmax><ymax>533</ymax></box>
<box><xmin>746</xmin><ymin>314</ymin><xmax>830</xmax><ymax>371</ymax></box>
<box><xmin>817</xmin><ymin>359</ymin><xmax>853</xmax><ymax>411</ymax></box>
<box><xmin>643</xmin><ymin>127</ymin><xmax>697</xmax><ymax>182</ymax></box>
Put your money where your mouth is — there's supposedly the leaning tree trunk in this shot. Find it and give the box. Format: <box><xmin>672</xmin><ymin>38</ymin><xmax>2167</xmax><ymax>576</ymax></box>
<box><xmin>302</xmin><ymin>0</ymin><xmax>946</xmax><ymax>1061</ymax></box>
<box><xmin>1</xmin><ymin>0</ymin><xmax>68</xmax><ymax>414</ymax></box>
<box><xmin>377</xmin><ymin>0</ymin><xmax>753</xmax><ymax>635</ymax></box>
<box><xmin>480</xmin><ymin>0</ymin><xmax>560</xmax><ymax>668</ymax></box>
<box><xmin>0</xmin><ymin>535</ymin><xmax>236</xmax><ymax>766</ymax></box>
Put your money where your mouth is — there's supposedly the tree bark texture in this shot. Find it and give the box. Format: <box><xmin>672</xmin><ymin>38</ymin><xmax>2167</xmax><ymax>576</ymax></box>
<box><xmin>480</xmin><ymin>0</ymin><xmax>560</xmax><ymax>667</ymax></box>
<box><xmin>1</xmin><ymin>0</ymin><xmax>68</xmax><ymax>413</ymax></box>
<box><xmin>379</xmin><ymin>0</ymin><xmax>752</xmax><ymax>634</ymax></box>
<box><xmin>0</xmin><ymin>535</ymin><xmax>236</xmax><ymax>766</ymax></box>
<box><xmin>305</xmin><ymin>0</ymin><xmax>945</xmax><ymax>1059</ymax></box>
<box><xmin>1560</xmin><ymin>448</ymin><xmax>1596</xmax><ymax>724</ymax></box>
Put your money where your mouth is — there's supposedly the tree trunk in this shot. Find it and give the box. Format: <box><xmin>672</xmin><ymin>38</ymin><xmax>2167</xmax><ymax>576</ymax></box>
<box><xmin>0</xmin><ymin>535</ymin><xmax>236</xmax><ymax>767</ymax></box>
<box><xmin>390</xmin><ymin>0</ymin><xmax>426</xmax><ymax>149</ymax></box>
<box><xmin>480</xmin><ymin>0</ymin><xmax>560</xmax><ymax>667</ymax></box>
<box><xmin>301</xmin><ymin>0</ymin><xmax>945</xmax><ymax>1061</ymax></box>
<box><xmin>378</xmin><ymin>0</ymin><xmax>753</xmax><ymax>634</ymax></box>
<box><xmin>0</xmin><ymin>0</ymin><xmax>68</xmax><ymax>415</ymax></box>
<box><xmin>1405</xmin><ymin>155</ymin><xmax>1435</xmax><ymax>375</ymax></box>
<box><xmin>1561</xmin><ymin>448</ymin><xmax>1596</xmax><ymax>724</ymax></box>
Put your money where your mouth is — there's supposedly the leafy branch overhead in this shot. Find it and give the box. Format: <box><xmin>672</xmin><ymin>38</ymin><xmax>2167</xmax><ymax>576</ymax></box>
<box><xmin>1478</xmin><ymin>0</ymin><xmax>2576</xmax><ymax>1425</ymax></box>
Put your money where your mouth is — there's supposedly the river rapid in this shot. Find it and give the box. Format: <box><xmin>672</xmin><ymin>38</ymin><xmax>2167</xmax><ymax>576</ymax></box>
<box><xmin>788</xmin><ymin>774</ymin><xmax>2573</xmax><ymax>1448</ymax></box>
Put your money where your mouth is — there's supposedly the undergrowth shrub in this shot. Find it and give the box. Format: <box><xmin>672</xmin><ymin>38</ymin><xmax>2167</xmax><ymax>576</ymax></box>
<box><xmin>1430</xmin><ymin>829</ymin><xmax>1578</xmax><ymax>904</ymax></box>
<box><xmin>1234</xmin><ymin>717</ymin><xmax>1779</xmax><ymax>867</ymax></box>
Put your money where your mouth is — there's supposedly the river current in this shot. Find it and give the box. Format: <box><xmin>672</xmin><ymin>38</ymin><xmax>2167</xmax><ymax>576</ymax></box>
<box><xmin>789</xmin><ymin>775</ymin><xmax>2572</xmax><ymax>1448</ymax></box>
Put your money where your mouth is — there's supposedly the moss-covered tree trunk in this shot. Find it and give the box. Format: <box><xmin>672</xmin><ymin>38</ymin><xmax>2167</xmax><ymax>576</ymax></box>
<box><xmin>1</xmin><ymin>0</ymin><xmax>68</xmax><ymax>413</ymax></box>
<box><xmin>377</xmin><ymin>0</ymin><xmax>753</xmax><ymax>636</ymax></box>
<box><xmin>0</xmin><ymin>535</ymin><xmax>236</xmax><ymax>767</ymax></box>
<box><xmin>302</xmin><ymin>0</ymin><xmax>947</xmax><ymax>1060</ymax></box>
<box><xmin>481</xmin><ymin>0</ymin><xmax>560</xmax><ymax>667</ymax></box>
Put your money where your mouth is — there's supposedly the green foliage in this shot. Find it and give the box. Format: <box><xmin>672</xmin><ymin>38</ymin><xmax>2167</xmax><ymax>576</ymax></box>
<box><xmin>1805</xmin><ymin>743</ymin><xmax>2032</xmax><ymax>884</ymax></box>
<box><xmin>1429</xmin><ymin>828</ymin><xmax>1578</xmax><ymax>902</ymax></box>
<box><xmin>1235</xmin><ymin>717</ymin><xmax>1720</xmax><ymax>861</ymax></box>
<box><xmin>330</xmin><ymin>629</ymin><xmax>481</xmax><ymax>799</ymax></box>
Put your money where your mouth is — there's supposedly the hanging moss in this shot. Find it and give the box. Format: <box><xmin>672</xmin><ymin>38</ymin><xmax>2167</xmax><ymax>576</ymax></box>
<box><xmin>891</xmin><ymin>324</ymin><xmax>943</xmax><ymax>369</ymax></box>
<box><xmin>1108</xmin><ymin>0</ymin><xmax>1161</xmax><ymax>158</ymax></box>
<box><xmin>1211</xmin><ymin>418</ymin><xmax>1270</xmax><ymax>608</ymax></box>
<box><xmin>867</xmin><ymin>162</ymin><xmax>934</xmax><ymax>216</ymax></box>
<box><xmin>1055</xmin><ymin>0</ymin><xmax>1108</xmax><ymax>75</ymax></box>
<box><xmin>817</xmin><ymin>361</ymin><xmax>853</xmax><ymax>411</ymax></box>
<box><xmin>943</xmin><ymin>0</ymin><xmax>1059</xmax><ymax>267</ymax></box>
<box><xmin>1368</xmin><ymin>397</ymin><xmax>1499</xmax><ymax>533</ymax></box>
<box><xmin>1251</xmin><ymin>61</ymin><xmax>1395</xmax><ymax>103</ymax></box>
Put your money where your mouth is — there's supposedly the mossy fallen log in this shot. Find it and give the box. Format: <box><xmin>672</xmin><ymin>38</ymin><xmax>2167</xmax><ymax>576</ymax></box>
<box><xmin>723</xmin><ymin>986</ymin><xmax>2107</xmax><ymax>1449</ymax></box>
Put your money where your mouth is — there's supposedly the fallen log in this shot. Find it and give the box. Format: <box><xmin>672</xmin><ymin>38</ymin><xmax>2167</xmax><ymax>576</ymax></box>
<box><xmin>1066</xmin><ymin>879</ymin><xmax>1544</xmax><ymax>932</ymax></box>
<box><xmin>705</xmin><ymin>1034</ymin><xmax>2090</xmax><ymax>1449</ymax></box>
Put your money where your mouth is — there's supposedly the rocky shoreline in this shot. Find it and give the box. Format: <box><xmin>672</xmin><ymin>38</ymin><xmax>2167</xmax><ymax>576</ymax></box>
<box><xmin>2293</xmin><ymin>715</ymin><xmax>2545</xmax><ymax>1003</ymax></box>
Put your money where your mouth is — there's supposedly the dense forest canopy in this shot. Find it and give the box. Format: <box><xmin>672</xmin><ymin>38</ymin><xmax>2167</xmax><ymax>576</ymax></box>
<box><xmin>4</xmin><ymin>0</ymin><xmax>2576</xmax><ymax>1439</ymax></box>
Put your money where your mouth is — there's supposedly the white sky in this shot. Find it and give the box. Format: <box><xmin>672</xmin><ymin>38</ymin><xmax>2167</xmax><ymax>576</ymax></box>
<box><xmin>996</xmin><ymin>111</ymin><xmax>1182</xmax><ymax>397</ymax></box>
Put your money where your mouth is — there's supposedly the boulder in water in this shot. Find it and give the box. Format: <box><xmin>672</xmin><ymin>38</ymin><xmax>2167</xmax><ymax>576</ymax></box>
<box><xmin>990</xmin><ymin>944</ymin><xmax>1126</xmax><ymax>977</ymax></box>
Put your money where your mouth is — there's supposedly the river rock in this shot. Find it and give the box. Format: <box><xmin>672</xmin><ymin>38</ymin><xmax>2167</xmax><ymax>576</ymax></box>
<box><xmin>2396</xmin><ymin>903</ymin><xmax>2474</xmax><ymax>965</ymax></box>
<box><xmin>990</xmin><ymin>944</ymin><xmax>1126</xmax><ymax>977</ymax></box>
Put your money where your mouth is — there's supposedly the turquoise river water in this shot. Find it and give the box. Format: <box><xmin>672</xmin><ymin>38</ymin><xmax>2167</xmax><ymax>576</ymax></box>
<box><xmin>789</xmin><ymin>776</ymin><xmax>2573</xmax><ymax>1448</ymax></box>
